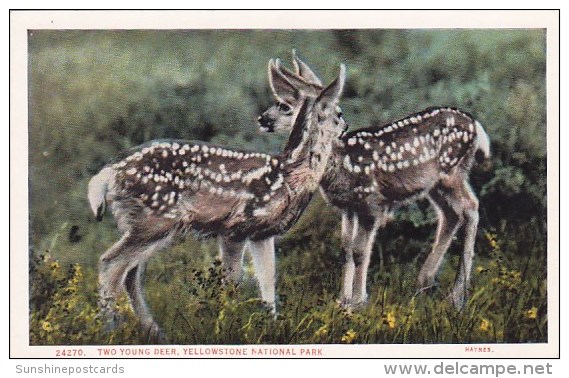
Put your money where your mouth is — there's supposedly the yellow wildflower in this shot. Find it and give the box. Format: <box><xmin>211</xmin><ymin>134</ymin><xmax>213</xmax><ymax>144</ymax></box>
<box><xmin>384</xmin><ymin>311</ymin><xmax>397</xmax><ymax>329</ymax></box>
<box><xmin>73</xmin><ymin>264</ymin><xmax>83</xmax><ymax>278</ymax></box>
<box><xmin>341</xmin><ymin>329</ymin><xmax>357</xmax><ymax>344</ymax></box>
<box><xmin>42</xmin><ymin>321</ymin><xmax>52</xmax><ymax>332</ymax></box>
<box><xmin>314</xmin><ymin>325</ymin><xmax>328</xmax><ymax>338</ymax></box>
<box><xmin>526</xmin><ymin>307</ymin><xmax>538</xmax><ymax>319</ymax></box>
<box><xmin>476</xmin><ymin>266</ymin><xmax>485</xmax><ymax>273</ymax></box>
<box><xmin>479</xmin><ymin>318</ymin><xmax>491</xmax><ymax>332</ymax></box>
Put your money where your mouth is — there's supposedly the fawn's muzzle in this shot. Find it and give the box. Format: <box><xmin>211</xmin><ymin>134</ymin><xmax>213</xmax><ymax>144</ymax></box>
<box><xmin>257</xmin><ymin>115</ymin><xmax>275</xmax><ymax>132</ymax></box>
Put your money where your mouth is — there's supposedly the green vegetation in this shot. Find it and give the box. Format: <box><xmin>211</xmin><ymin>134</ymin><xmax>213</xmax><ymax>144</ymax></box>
<box><xmin>28</xmin><ymin>29</ymin><xmax>547</xmax><ymax>344</ymax></box>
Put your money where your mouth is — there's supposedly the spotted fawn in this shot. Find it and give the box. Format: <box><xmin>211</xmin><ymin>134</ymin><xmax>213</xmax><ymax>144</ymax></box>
<box><xmin>88</xmin><ymin>59</ymin><xmax>347</xmax><ymax>340</ymax></box>
<box><xmin>258</xmin><ymin>51</ymin><xmax>490</xmax><ymax>309</ymax></box>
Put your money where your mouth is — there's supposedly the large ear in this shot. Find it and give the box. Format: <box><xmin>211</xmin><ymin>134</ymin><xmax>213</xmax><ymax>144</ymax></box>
<box><xmin>277</xmin><ymin>60</ymin><xmax>318</xmax><ymax>94</ymax></box>
<box><xmin>315</xmin><ymin>64</ymin><xmax>346</xmax><ymax>108</ymax></box>
<box><xmin>292</xmin><ymin>49</ymin><xmax>323</xmax><ymax>87</ymax></box>
<box><xmin>268</xmin><ymin>58</ymin><xmax>298</xmax><ymax>104</ymax></box>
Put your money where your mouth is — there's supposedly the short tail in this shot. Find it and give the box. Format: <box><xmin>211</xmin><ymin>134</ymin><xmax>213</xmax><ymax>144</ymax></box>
<box><xmin>474</xmin><ymin>120</ymin><xmax>491</xmax><ymax>163</ymax></box>
<box><xmin>88</xmin><ymin>166</ymin><xmax>115</xmax><ymax>221</ymax></box>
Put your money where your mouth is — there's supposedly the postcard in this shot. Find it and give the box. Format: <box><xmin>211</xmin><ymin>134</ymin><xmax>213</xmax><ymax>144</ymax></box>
<box><xmin>10</xmin><ymin>10</ymin><xmax>559</xmax><ymax>359</ymax></box>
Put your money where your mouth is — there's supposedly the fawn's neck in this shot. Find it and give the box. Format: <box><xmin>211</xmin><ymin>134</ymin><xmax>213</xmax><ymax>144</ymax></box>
<box><xmin>281</xmin><ymin>99</ymin><xmax>336</xmax><ymax>194</ymax></box>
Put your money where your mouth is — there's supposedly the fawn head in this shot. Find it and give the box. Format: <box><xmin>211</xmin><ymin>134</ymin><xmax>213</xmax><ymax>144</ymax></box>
<box><xmin>258</xmin><ymin>52</ymin><xmax>347</xmax><ymax>134</ymax></box>
<box><xmin>281</xmin><ymin>59</ymin><xmax>347</xmax><ymax>158</ymax></box>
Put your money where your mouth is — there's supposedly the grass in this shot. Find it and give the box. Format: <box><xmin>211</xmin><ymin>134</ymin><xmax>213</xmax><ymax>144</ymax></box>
<box><xmin>29</xmin><ymin>198</ymin><xmax>547</xmax><ymax>345</ymax></box>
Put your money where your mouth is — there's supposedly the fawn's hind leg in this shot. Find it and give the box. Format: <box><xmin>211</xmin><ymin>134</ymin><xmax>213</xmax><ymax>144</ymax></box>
<box><xmin>417</xmin><ymin>176</ymin><xmax>479</xmax><ymax>310</ymax></box>
<box><xmin>123</xmin><ymin>236</ymin><xmax>172</xmax><ymax>342</ymax></box>
<box><xmin>99</xmin><ymin>231</ymin><xmax>171</xmax><ymax>341</ymax></box>
<box><xmin>98</xmin><ymin>232</ymin><xmax>138</xmax><ymax>328</ymax></box>
<box><xmin>449</xmin><ymin>180</ymin><xmax>479</xmax><ymax>309</ymax></box>
<box><xmin>417</xmin><ymin>188</ymin><xmax>463</xmax><ymax>294</ymax></box>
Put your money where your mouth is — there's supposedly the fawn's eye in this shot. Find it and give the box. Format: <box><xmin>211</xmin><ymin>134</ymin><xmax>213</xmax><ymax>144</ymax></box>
<box><xmin>278</xmin><ymin>102</ymin><xmax>292</xmax><ymax>113</ymax></box>
<box><xmin>335</xmin><ymin>106</ymin><xmax>344</xmax><ymax>119</ymax></box>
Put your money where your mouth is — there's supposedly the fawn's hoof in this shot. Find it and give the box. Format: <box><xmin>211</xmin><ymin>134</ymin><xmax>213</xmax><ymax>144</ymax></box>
<box><xmin>448</xmin><ymin>289</ymin><xmax>469</xmax><ymax>311</ymax></box>
<box><xmin>336</xmin><ymin>296</ymin><xmax>367</xmax><ymax>311</ymax></box>
<box><xmin>143</xmin><ymin>322</ymin><xmax>168</xmax><ymax>344</ymax></box>
<box><xmin>336</xmin><ymin>297</ymin><xmax>352</xmax><ymax>309</ymax></box>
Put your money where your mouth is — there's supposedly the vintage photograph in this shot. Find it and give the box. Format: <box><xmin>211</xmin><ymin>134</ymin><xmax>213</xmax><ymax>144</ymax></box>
<box><xmin>11</xmin><ymin>10</ymin><xmax>559</xmax><ymax>358</ymax></box>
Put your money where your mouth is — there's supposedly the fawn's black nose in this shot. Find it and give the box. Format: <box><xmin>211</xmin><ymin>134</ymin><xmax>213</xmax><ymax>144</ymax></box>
<box><xmin>257</xmin><ymin>115</ymin><xmax>275</xmax><ymax>132</ymax></box>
